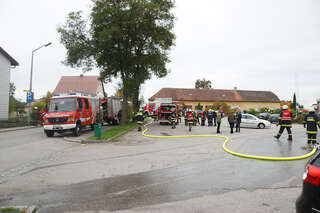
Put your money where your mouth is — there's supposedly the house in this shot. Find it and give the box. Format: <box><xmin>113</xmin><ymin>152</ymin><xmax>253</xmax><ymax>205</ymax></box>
<box><xmin>0</xmin><ymin>47</ymin><xmax>19</xmax><ymax>120</ymax></box>
<box><xmin>149</xmin><ymin>87</ymin><xmax>281</xmax><ymax>111</ymax></box>
<box><xmin>53</xmin><ymin>75</ymin><xmax>105</xmax><ymax>96</ymax></box>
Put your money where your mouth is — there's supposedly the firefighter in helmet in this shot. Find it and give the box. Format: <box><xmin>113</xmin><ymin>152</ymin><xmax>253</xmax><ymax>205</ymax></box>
<box><xmin>274</xmin><ymin>105</ymin><xmax>293</xmax><ymax>141</ymax></box>
<box><xmin>169</xmin><ymin>111</ymin><xmax>177</xmax><ymax>129</ymax></box>
<box><xmin>303</xmin><ymin>107</ymin><xmax>320</xmax><ymax>148</ymax></box>
<box><xmin>135</xmin><ymin>108</ymin><xmax>145</xmax><ymax>131</ymax></box>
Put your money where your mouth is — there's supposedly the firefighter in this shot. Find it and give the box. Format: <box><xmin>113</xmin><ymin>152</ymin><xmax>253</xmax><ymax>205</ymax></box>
<box><xmin>186</xmin><ymin>109</ymin><xmax>194</xmax><ymax>131</ymax></box>
<box><xmin>135</xmin><ymin>109</ymin><xmax>144</xmax><ymax>131</ymax></box>
<box><xmin>207</xmin><ymin>109</ymin><xmax>214</xmax><ymax>126</ymax></box>
<box><xmin>184</xmin><ymin>110</ymin><xmax>188</xmax><ymax>126</ymax></box>
<box><xmin>193</xmin><ymin>110</ymin><xmax>197</xmax><ymax>126</ymax></box>
<box><xmin>303</xmin><ymin>108</ymin><xmax>320</xmax><ymax>148</ymax></box>
<box><xmin>199</xmin><ymin>110</ymin><xmax>206</xmax><ymax>126</ymax></box>
<box><xmin>39</xmin><ymin>109</ymin><xmax>46</xmax><ymax>126</ymax></box>
<box><xmin>169</xmin><ymin>111</ymin><xmax>177</xmax><ymax>129</ymax></box>
<box><xmin>274</xmin><ymin>105</ymin><xmax>293</xmax><ymax>141</ymax></box>
<box><xmin>178</xmin><ymin>109</ymin><xmax>182</xmax><ymax>124</ymax></box>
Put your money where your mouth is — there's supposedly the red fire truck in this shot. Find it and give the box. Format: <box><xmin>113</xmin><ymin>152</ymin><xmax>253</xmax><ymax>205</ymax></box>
<box><xmin>43</xmin><ymin>93</ymin><xmax>100</xmax><ymax>137</ymax></box>
<box><xmin>100</xmin><ymin>97</ymin><xmax>122</xmax><ymax>125</ymax></box>
<box><xmin>143</xmin><ymin>102</ymin><xmax>160</xmax><ymax>118</ymax></box>
<box><xmin>158</xmin><ymin>103</ymin><xmax>178</xmax><ymax>124</ymax></box>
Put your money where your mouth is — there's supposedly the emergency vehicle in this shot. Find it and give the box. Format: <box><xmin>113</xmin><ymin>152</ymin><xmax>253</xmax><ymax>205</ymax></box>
<box><xmin>100</xmin><ymin>97</ymin><xmax>122</xmax><ymax>125</ymax></box>
<box><xmin>158</xmin><ymin>103</ymin><xmax>178</xmax><ymax>124</ymax></box>
<box><xmin>43</xmin><ymin>92</ymin><xmax>100</xmax><ymax>137</ymax></box>
<box><xmin>143</xmin><ymin>102</ymin><xmax>160</xmax><ymax>118</ymax></box>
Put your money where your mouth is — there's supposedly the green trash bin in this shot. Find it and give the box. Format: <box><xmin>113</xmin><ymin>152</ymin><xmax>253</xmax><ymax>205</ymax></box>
<box><xmin>94</xmin><ymin>123</ymin><xmax>102</xmax><ymax>138</ymax></box>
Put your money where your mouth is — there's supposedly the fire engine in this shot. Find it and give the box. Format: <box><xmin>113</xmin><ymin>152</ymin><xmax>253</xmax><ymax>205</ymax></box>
<box><xmin>143</xmin><ymin>102</ymin><xmax>160</xmax><ymax>118</ymax></box>
<box><xmin>158</xmin><ymin>102</ymin><xmax>178</xmax><ymax>124</ymax></box>
<box><xmin>100</xmin><ymin>97</ymin><xmax>122</xmax><ymax>125</ymax></box>
<box><xmin>43</xmin><ymin>92</ymin><xmax>100</xmax><ymax>137</ymax></box>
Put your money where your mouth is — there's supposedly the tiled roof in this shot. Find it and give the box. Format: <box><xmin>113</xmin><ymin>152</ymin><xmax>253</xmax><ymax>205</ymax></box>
<box><xmin>0</xmin><ymin>47</ymin><xmax>19</xmax><ymax>66</ymax></box>
<box><xmin>53</xmin><ymin>76</ymin><xmax>101</xmax><ymax>95</ymax></box>
<box><xmin>149</xmin><ymin>88</ymin><xmax>280</xmax><ymax>103</ymax></box>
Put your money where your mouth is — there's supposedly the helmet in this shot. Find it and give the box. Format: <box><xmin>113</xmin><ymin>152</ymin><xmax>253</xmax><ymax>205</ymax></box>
<box><xmin>282</xmin><ymin>105</ymin><xmax>288</xmax><ymax>110</ymax></box>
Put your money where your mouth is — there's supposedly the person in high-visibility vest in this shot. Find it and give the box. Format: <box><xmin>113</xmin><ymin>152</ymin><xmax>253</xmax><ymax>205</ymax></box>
<box><xmin>135</xmin><ymin>109</ymin><xmax>144</xmax><ymax>131</ymax></box>
<box><xmin>303</xmin><ymin>108</ymin><xmax>320</xmax><ymax>148</ymax></box>
<box><xmin>274</xmin><ymin>105</ymin><xmax>293</xmax><ymax>141</ymax></box>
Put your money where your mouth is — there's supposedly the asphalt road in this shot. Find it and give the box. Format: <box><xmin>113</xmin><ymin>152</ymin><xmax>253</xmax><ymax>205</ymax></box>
<box><xmin>0</xmin><ymin>121</ymin><xmax>316</xmax><ymax>212</ymax></box>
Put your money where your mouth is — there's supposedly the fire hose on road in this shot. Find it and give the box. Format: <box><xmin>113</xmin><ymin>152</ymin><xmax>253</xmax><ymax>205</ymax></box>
<box><xmin>142</xmin><ymin>128</ymin><xmax>317</xmax><ymax>161</ymax></box>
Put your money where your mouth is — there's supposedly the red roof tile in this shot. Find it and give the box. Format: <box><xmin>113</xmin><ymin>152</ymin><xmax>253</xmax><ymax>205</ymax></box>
<box><xmin>53</xmin><ymin>76</ymin><xmax>101</xmax><ymax>95</ymax></box>
<box><xmin>149</xmin><ymin>88</ymin><xmax>280</xmax><ymax>103</ymax></box>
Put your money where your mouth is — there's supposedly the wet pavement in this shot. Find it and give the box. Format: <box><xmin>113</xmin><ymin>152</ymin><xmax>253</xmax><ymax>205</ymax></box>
<box><xmin>0</xmin><ymin>121</ymin><xmax>317</xmax><ymax>212</ymax></box>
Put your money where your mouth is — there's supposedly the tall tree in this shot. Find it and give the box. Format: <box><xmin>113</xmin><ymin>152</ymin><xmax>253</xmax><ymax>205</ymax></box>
<box><xmin>41</xmin><ymin>91</ymin><xmax>53</xmax><ymax>103</ymax></box>
<box><xmin>195</xmin><ymin>78</ymin><xmax>212</xmax><ymax>89</ymax></box>
<box><xmin>292</xmin><ymin>93</ymin><xmax>296</xmax><ymax>111</ymax></box>
<box><xmin>58</xmin><ymin>0</ymin><xmax>176</xmax><ymax>124</ymax></box>
<box><xmin>8</xmin><ymin>83</ymin><xmax>16</xmax><ymax>114</ymax></box>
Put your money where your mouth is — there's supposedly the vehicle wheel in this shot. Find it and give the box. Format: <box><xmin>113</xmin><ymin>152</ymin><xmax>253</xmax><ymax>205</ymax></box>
<box><xmin>258</xmin><ymin>123</ymin><xmax>265</xmax><ymax>129</ymax></box>
<box><xmin>73</xmin><ymin>123</ymin><xmax>81</xmax><ymax>136</ymax></box>
<box><xmin>45</xmin><ymin>130</ymin><xmax>54</xmax><ymax>137</ymax></box>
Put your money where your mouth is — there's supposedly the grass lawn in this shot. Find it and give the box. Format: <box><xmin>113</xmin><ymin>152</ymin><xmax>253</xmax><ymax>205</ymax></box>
<box><xmin>88</xmin><ymin>122</ymin><xmax>137</xmax><ymax>140</ymax></box>
<box><xmin>0</xmin><ymin>208</ymin><xmax>26</xmax><ymax>213</ymax></box>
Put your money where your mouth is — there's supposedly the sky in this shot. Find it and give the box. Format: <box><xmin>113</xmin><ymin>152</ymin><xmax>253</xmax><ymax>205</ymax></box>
<box><xmin>1</xmin><ymin>0</ymin><xmax>320</xmax><ymax>108</ymax></box>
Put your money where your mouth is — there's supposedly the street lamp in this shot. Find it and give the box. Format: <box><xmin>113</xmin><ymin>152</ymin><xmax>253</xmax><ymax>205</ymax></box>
<box><xmin>27</xmin><ymin>42</ymin><xmax>52</xmax><ymax>126</ymax></box>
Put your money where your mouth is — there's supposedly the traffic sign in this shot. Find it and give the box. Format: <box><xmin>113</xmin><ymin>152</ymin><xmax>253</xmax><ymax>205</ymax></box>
<box><xmin>26</xmin><ymin>92</ymin><xmax>33</xmax><ymax>103</ymax></box>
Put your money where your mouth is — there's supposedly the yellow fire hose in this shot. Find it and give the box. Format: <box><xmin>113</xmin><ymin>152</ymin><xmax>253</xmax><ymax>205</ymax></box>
<box><xmin>142</xmin><ymin>128</ymin><xmax>317</xmax><ymax>161</ymax></box>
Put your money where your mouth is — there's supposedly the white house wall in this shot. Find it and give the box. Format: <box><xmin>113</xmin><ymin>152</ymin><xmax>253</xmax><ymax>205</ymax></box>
<box><xmin>0</xmin><ymin>54</ymin><xmax>10</xmax><ymax>120</ymax></box>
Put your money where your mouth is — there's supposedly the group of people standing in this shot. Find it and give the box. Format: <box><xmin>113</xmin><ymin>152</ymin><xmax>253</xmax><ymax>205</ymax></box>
<box><xmin>182</xmin><ymin>106</ymin><xmax>242</xmax><ymax>134</ymax></box>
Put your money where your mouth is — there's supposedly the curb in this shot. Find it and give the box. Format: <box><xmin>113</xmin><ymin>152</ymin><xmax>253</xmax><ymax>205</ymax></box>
<box><xmin>0</xmin><ymin>206</ymin><xmax>37</xmax><ymax>213</ymax></box>
<box><xmin>0</xmin><ymin>126</ymin><xmax>39</xmax><ymax>133</ymax></box>
<box><xmin>81</xmin><ymin>123</ymin><xmax>139</xmax><ymax>144</ymax></box>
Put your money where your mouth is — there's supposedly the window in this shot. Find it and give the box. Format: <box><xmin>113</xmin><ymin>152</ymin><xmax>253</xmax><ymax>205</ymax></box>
<box><xmin>84</xmin><ymin>98</ymin><xmax>89</xmax><ymax>109</ymax></box>
<box><xmin>48</xmin><ymin>98</ymin><xmax>75</xmax><ymax>113</ymax></box>
<box><xmin>78</xmin><ymin>98</ymin><xmax>83</xmax><ymax>111</ymax></box>
<box><xmin>247</xmin><ymin>115</ymin><xmax>255</xmax><ymax>120</ymax></box>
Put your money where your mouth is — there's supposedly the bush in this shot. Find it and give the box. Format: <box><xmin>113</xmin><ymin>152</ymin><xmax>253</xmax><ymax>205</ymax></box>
<box><xmin>293</xmin><ymin>112</ymin><xmax>307</xmax><ymax>124</ymax></box>
<box><xmin>248</xmin><ymin>108</ymin><xmax>258</xmax><ymax>116</ymax></box>
<box><xmin>208</xmin><ymin>102</ymin><xmax>231</xmax><ymax>114</ymax></box>
<box><xmin>259</xmin><ymin>107</ymin><xmax>270</xmax><ymax>113</ymax></box>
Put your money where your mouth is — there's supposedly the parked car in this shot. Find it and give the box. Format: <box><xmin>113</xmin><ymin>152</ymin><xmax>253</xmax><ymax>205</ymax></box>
<box><xmin>296</xmin><ymin>149</ymin><xmax>320</xmax><ymax>213</ymax></box>
<box><xmin>258</xmin><ymin>113</ymin><xmax>271</xmax><ymax>120</ymax></box>
<box><xmin>268</xmin><ymin>114</ymin><xmax>280</xmax><ymax>124</ymax></box>
<box><xmin>241</xmin><ymin>114</ymin><xmax>271</xmax><ymax>129</ymax></box>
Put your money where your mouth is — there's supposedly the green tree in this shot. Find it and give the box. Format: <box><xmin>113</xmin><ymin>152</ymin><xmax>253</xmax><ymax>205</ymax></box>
<box><xmin>195</xmin><ymin>78</ymin><xmax>212</xmax><ymax>89</ymax></box>
<box><xmin>41</xmin><ymin>91</ymin><xmax>53</xmax><ymax>103</ymax></box>
<box><xmin>209</xmin><ymin>102</ymin><xmax>231</xmax><ymax>114</ymax></box>
<box><xmin>58</xmin><ymin>0</ymin><xmax>176</xmax><ymax>124</ymax></box>
<box><xmin>195</xmin><ymin>103</ymin><xmax>203</xmax><ymax>110</ymax></box>
<box><xmin>182</xmin><ymin>102</ymin><xmax>186</xmax><ymax>111</ymax></box>
<box><xmin>292</xmin><ymin>93</ymin><xmax>296</xmax><ymax>111</ymax></box>
<box><xmin>8</xmin><ymin>83</ymin><xmax>16</xmax><ymax>113</ymax></box>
